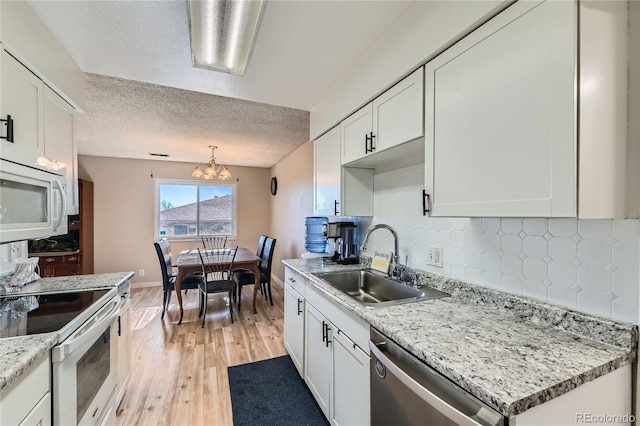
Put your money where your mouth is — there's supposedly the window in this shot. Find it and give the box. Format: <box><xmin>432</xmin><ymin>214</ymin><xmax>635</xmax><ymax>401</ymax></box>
<box><xmin>154</xmin><ymin>179</ymin><xmax>237</xmax><ymax>239</ymax></box>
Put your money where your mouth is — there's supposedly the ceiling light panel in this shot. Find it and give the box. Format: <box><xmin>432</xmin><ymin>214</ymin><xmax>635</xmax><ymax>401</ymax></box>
<box><xmin>188</xmin><ymin>0</ymin><xmax>264</xmax><ymax>76</ymax></box>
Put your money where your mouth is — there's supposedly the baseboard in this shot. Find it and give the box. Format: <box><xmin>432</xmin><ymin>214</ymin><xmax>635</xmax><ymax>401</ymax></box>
<box><xmin>131</xmin><ymin>281</ymin><xmax>161</xmax><ymax>289</ymax></box>
<box><xmin>271</xmin><ymin>274</ymin><xmax>283</xmax><ymax>289</ymax></box>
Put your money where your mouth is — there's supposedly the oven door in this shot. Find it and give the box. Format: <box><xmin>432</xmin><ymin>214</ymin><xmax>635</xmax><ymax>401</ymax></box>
<box><xmin>52</xmin><ymin>295</ymin><xmax>119</xmax><ymax>426</ymax></box>
<box><xmin>0</xmin><ymin>159</ymin><xmax>67</xmax><ymax>243</ymax></box>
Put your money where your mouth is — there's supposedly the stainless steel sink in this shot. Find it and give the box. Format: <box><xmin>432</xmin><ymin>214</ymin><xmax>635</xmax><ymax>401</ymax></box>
<box><xmin>312</xmin><ymin>269</ymin><xmax>449</xmax><ymax>308</ymax></box>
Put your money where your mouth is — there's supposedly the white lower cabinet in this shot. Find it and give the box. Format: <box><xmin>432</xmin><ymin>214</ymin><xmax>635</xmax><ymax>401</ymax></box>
<box><xmin>0</xmin><ymin>355</ymin><xmax>51</xmax><ymax>426</ymax></box>
<box><xmin>305</xmin><ymin>303</ymin><xmax>333</xmax><ymax>419</ymax></box>
<box><xmin>20</xmin><ymin>392</ymin><xmax>51</xmax><ymax>426</ymax></box>
<box><xmin>331</xmin><ymin>329</ymin><xmax>370</xmax><ymax>426</ymax></box>
<box><xmin>284</xmin><ymin>281</ymin><xmax>305</xmax><ymax>377</ymax></box>
<box><xmin>284</xmin><ymin>266</ymin><xmax>371</xmax><ymax>425</ymax></box>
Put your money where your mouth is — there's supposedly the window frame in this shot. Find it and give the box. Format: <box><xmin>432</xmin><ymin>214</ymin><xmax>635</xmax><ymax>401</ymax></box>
<box><xmin>154</xmin><ymin>178</ymin><xmax>238</xmax><ymax>241</ymax></box>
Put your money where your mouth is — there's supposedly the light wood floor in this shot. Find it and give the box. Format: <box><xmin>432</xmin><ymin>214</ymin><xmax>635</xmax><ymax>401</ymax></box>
<box><xmin>116</xmin><ymin>282</ymin><xmax>287</xmax><ymax>426</ymax></box>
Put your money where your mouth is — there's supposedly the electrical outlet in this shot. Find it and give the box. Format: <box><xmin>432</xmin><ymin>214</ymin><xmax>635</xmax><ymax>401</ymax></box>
<box><xmin>139</xmin><ymin>269</ymin><xmax>145</xmax><ymax>277</ymax></box>
<box><xmin>427</xmin><ymin>246</ymin><xmax>443</xmax><ymax>268</ymax></box>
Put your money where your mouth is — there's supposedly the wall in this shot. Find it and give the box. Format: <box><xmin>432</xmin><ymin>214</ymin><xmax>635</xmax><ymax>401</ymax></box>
<box><xmin>363</xmin><ymin>165</ymin><xmax>640</xmax><ymax>323</ymax></box>
<box><xmin>310</xmin><ymin>0</ymin><xmax>506</xmax><ymax>139</ymax></box>
<box><xmin>0</xmin><ymin>0</ymin><xmax>85</xmax><ymax>110</ymax></box>
<box><xmin>78</xmin><ymin>155</ymin><xmax>271</xmax><ymax>285</ymax></box>
<box><xmin>269</xmin><ymin>141</ymin><xmax>314</xmax><ymax>281</ymax></box>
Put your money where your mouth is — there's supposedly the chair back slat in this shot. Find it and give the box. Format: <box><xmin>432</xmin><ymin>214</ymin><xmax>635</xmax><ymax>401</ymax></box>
<box><xmin>202</xmin><ymin>235</ymin><xmax>228</xmax><ymax>251</ymax></box>
<box><xmin>260</xmin><ymin>237</ymin><xmax>277</xmax><ymax>276</ymax></box>
<box><xmin>198</xmin><ymin>247</ymin><xmax>237</xmax><ymax>281</ymax></box>
<box><xmin>154</xmin><ymin>238</ymin><xmax>173</xmax><ymax>288</ymax></box>
<box><xmin>257</xmin><ymin>235</ymin><xmax>267</xmax><ymax>257</ymax></box>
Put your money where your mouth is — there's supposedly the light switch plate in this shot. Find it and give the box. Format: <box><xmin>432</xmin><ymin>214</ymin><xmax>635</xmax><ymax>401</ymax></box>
<box><xmin>427</xmin><ymin>246</ymin><xmax>443</xmax><ymax>268</ymax></box>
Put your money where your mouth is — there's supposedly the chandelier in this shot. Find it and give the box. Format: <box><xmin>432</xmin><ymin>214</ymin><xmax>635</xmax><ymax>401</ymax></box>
<box><xmin>191</xmin><ymin>145</ymin><xmax>232</xmax><ymax>180</ymax></box>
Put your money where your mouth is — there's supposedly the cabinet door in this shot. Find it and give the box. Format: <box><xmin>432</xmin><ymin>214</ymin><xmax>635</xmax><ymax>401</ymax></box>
<box><xmin>373</xmin><ymin>67</ymin><xmax>424</xmax><ymax>153</ymax></box>
<box><xmin>284</xmin><ymin>283</ymin><xmax>305</xmax><ymax>377</ymax></box>
<box><xmin>1</xmin><ymin>50</ymin><xmax>44</xmax><ymax>155</ymax></box>
<box><xmin>44</xmin><ymin>86</ymin><xmax>78</xmax><ymax>215</ymax></box>
<box><xmin>331</xmin><ymin>330</ymin><xmax>370</xmax><ymax>426</ymax></box>
<box><xmin>341</xmin><ymin>103</ymin><xmax>372</xmax><ymax>165</ymax></box>
<box><xmin>304</xmin><ymin>303</ymin><xmax>332</xmax><ymax>419</ymax></box>
<box><xmin>116</xmin><ymin>299</ymin><xmax>131</xmax><ymax>406</ymax></box>
<box><xmin>314</xmin><ymin>126</ymin><xmax>341</xmax><ymax>216</ymax></box>
<box><xmin>18</xmin><ymin>392</ymin><xmax>51</xmax><ymax>426</ymax></box>
<box><xmin>425</xmin><ymin>0</ymin><xmax>576</xmax><ymax>217</ymax></box>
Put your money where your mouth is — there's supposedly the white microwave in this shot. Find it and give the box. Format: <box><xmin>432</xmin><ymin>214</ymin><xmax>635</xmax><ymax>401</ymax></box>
<box><xmin>0</xmin><ymin>158</ymin><xmax>68</xmax><ymax>243</ymax></box>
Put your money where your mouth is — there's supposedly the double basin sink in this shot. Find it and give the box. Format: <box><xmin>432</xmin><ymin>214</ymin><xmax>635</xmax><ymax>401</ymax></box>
<box><xmin>312</xmin><ymin>269</ymin><xmax>449</xmax><ymax>308</ymax></box>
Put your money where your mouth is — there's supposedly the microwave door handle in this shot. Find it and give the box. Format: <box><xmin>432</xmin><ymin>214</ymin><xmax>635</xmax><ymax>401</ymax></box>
<box><xmin>52</xmin><ymin>180</ymin><xmax>67</xmax><ymax>231</ymax></box>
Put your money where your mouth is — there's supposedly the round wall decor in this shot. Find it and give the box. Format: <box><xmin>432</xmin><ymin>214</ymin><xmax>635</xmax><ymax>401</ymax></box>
<box><xmin>270</xmin><ymin>177</ymin><xmax>278</xmax><ymax>195</ymax></box>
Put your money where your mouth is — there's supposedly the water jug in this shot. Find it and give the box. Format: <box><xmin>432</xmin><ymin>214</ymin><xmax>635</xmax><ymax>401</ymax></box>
<box><xmin>304</xmin><ymin>216</ymin><xmax>328</xmax><ymax>253</ymax></box>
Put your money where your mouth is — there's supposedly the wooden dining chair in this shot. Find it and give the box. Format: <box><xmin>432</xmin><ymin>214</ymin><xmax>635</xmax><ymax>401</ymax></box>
<box><xmin>201</xmin><ymin>235</ymin><xmax>228</xmax><ymax>251</ymax></box>
<box><xmin>153</xmin><ymin>238</ymin><xmax>203</xmax><ymax>319</ymax></box>
<box><xmin>197</xmin><ymin>246</ymin><xmax>238</xmax><ymax>327</ymax></box>
<box><xmin>231</xmin><ymin>234</ymin><xmax>267</xmax><ymax>300</ymax></box>
<box><xmin>233</xmin><ymin>237</ymin><xmax>277</xmax><ymax>311</ymax></box>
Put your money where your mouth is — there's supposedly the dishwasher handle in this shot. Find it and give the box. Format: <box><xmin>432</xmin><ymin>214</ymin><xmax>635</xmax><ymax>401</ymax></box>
<box><xmin>369</xmin><ymin>340</ymin><xmax>484</xmax><ymax>426</ymax></box>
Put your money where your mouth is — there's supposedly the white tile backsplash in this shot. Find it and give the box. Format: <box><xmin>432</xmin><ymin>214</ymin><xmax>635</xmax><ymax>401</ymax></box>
<box><xmin>364</xmin><ymin>165</ymin><xmax>640</xmax><ymax>323</ymax></box>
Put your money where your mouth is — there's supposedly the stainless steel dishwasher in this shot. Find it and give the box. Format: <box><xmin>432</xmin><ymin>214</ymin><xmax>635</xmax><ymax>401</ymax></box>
<box><xmin>369</xmin><ymin>328</ymin><xmax>506</xmax><ymax>426</ymax></box>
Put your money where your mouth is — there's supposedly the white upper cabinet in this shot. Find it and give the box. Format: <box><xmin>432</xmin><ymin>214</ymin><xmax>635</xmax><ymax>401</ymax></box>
<box><xmin>314</xmin><ymin>126</ymin><xmax>342</xmax><ymax>216</ymax></box>
<box><xmin>424</xmin><ymin>0</ymin><xmax>637</xmax><ymax>219</ymax></box>
<box><xmin>341</xmin><ymin>103</ymin><xmax>372</xmax><ymax>165</ymax></box>
<box><xmin>44</xmin><ymin>86</ymin><xmax>78</xmax><ymax>214</ymax></box>
<box><xmin>1</xmin><ymin>50</ymin><xmax>44</xmax><ymax>155</ymax></box>
<box><xmin>341</xmin><ymin>67</ymin><xmax>424</xmax><ymax>166</ymax></box>
<box><xmin>373</xmin><ymin>67</ymin><xmax>424</xmax><ymax>154</ymax></box>
<box><xmin>425</xmin><ymin>0</ymin><xmax>576</xmax><ymax>218</ymax></box>
<box><xmin>0</xmin><ymin>47</ymin><xmax>79</xmax><ymax>215</ymax></box>
<box><xmin>313</xmin><ymin>125</ymin><xmax>374</xmax><ymax>217</ymax></box>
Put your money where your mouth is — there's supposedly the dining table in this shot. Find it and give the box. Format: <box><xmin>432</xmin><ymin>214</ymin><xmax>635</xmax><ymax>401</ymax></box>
<box><xmin>173</xmin><ymin>247</ymin><xmax>262</xmax><ymax>324</ymax></box>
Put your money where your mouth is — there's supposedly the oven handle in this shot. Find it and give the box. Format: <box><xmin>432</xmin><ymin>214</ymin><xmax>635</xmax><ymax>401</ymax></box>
<box><xmin>369</xmin><ymin>340</ymin><xmax>483</xmax><ymax>426</ymax></box>
<box><xmin>52</xmin><ymin>296</ymin><xmax>119</xmax><ymax>362</ymax></box>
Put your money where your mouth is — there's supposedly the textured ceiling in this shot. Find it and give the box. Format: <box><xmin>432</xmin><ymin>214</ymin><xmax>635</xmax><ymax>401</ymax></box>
<box><xmin>77</xmin><ymin>74</ymin><xmax>310</xmax><ymax>167</ymax></box>
<box><xmin>27</xmin><ymin>0</ymin><xmax>415</xmax><ymax>167</ymax></box>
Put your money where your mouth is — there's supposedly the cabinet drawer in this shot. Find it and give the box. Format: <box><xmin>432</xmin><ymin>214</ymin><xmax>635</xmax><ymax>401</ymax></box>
<box><xmin>41</xmin><ymin>255</ymin><xmax>64</xmax><ymax>265</ymax></box>
<box><xmin>64</xmin><ymin>254</ymin><xmax>80</xmax><ymax>263</ymax></box>
<box><xmin>284</xmin><ymin>268</ymin><xmax>306</xmax><ymax>297</ymax></box>
<box><xmin>305</xmin><ymin>283</ymin><xmax>369</xmax><ymax>351</ymax></box>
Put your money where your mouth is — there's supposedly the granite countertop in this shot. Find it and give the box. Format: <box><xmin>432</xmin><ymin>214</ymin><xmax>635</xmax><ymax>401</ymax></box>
<box><xmin>0</xmin><ymin>272</ymin><xmax>134</xmax><ymax>392</ymax></box>
<box><xmin>282</xmin><ymin>258</ymin><xmax>637</xmax><ymax>417</ymax></box>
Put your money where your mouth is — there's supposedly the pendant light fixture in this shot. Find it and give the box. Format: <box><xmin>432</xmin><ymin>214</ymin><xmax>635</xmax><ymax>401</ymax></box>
<box><xmin>192</xmin><ymin>145</ymin><xmax>232</xmax><ymax>180</ymax></box>
<box><xmin>187</xmin><ymin>0</ymin><xmax>265</xmax><ymax>76</ymax></box>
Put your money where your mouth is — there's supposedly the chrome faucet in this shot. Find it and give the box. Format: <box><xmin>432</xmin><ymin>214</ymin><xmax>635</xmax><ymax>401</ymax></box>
<box><xmin>361</xmin><ymin>224</ymin><xmax>401</xmax><ymax>279</ymax></box>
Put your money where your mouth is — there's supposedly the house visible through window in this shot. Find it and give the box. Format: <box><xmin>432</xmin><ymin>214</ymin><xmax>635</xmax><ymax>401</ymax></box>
<box><xmin>155</xmin><ymin>180</ymin><xmax>237</xmax><ymax>239</ymax></box>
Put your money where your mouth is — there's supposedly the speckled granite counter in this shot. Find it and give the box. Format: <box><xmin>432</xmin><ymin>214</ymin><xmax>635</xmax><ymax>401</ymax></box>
<box><xmin>0</xmin><ymin>272</ymin><xmax>134</xmax><ymax>392</ymax></box>
<box><xmin>2</xmin><ymin>272</ymin><xmax>133</xmax><ymax>296</ymax></box>
<box><xmin>282</xmin><ymin>258</ymin><xmax>637</xmax><ymax>417</ymax></box>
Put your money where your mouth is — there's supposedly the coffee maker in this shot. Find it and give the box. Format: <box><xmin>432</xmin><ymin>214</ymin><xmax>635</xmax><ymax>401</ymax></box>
<box><xmin>325</xmin><ymin>222</ymin><xmax>358</xmax><ymax>264</ymax></box>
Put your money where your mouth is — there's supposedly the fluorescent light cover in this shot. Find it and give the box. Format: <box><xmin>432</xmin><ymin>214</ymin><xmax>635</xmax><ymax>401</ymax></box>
<box><xmin>188</xmin><ymin>0</ymin><xmax>265</xmax><ymax>76</ymax></box>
